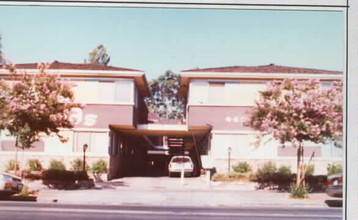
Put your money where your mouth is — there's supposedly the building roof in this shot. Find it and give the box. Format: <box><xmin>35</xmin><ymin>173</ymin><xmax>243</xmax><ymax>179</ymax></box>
<box><xmin>2</xmin><ymin>61</ymin><xmax>141</xmax><ymax>72</ymax></box>
<box><xmin>179</xmin><ymin>64</ymin><xmax>343</xmax><ymax>98</ymax></box>
<box><xmin>0</xmin><ymin>61</ymin><xmax>150</xmax><ymax>97</ymax></box>
<box><xmin>182</xmin><ymin>64</ymin><xmax>342</xmax><ymax>75</ymax></box>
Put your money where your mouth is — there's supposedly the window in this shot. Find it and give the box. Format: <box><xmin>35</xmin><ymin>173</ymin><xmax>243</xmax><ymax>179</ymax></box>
<box><xmin>189</xmin><ymin>81</ymin><xmax>209</xmax><ymax>104</ymax></box>
<box><xmin>74</xmin><ymin>132</ymin><xmax>91</xmax><ymax>152</ymax></box>
<box><xmin>189</xmin><ymin>80</ymin><xmax>266</xmax><ymax>106</ymax></box>
<box><xmin>73</xmin><ymin>81</ymin><xmax>99</xmax><ymax>103</ymax></box>
<box><xmin>73</xmin><ymin>131</ymin><xmax>108</xmax><ymax>154</ymax></box>
<box><xmin>99</xmin><ymin>82</ymin><xmax>115</xmax><ymax>103</ymax></box>
<box><xmin>209</xmin><ymin>82</ymin><xmax>225</xmax><ymax>104</ymax></box>
<box><xmin>115</xmin><ymin>81</ymin><xmax>133</xmax><ymax>103</ymax></box>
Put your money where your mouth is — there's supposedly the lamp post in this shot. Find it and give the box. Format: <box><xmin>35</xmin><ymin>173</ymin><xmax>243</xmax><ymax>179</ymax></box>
<box><xmin>83</xmin><ymin>144</ymin><xmax>88</xmax><ymax>172</ymax></box>
<box><xmin>228</xmin><ymin>147</ymin><xmax>232</xmax><ymax>173</ymax></box>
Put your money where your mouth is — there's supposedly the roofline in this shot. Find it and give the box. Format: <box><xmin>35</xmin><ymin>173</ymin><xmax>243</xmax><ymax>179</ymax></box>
<box><xmin>0</xmin><ymin>69</ymin><xmax>142</xmax><ymax>75</ymax></box>
<box><xmin>180</xmin><ymin>71</ymin><xmax>343</xmax><ymax>80</ymax></box>
<box><xmin>0</xmin><ymin>69</ymin><xmax>151</xmax><ymax>97</ymax></box>
<box><xmin>179</xmin><ymin>71</ymin><xmax>343</xmax><ymax>98</ymax></box>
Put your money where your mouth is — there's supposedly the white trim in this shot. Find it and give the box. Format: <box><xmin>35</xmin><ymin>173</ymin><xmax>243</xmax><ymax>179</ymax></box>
<box><xmin>71</xmin><ymin>128</ymin><xmax>110</xmax><ymax>132</ymax></box>
<box><xmin>0</xmin><ymin>151</ymin><xmax>108</xmax><ymax>157</ymax></box>
<box><xmin>181</xmin><ymin>71</ymin><xmax>342</xmax><ymax>80</ymax></box>
<box><xmin>81</xmin><ymin>102</ymin><xmax>135</xmax><ymax>106</ymax></box>
<box><xmin>0</xmin><ymin>152</ymin><xmax>48</xmax><ymax>156</ymax></box>
<box><xmin>211</xmin><ymin>130</ymin><xmax>259</xmax><ymax>135</ymax></box>
<box><xmin>273</xmin><ymin>156</ymin><xmax>343</xmax><ymax>160</ymax></box>
<box><xmin>137</xmin><ymin>124</ymin><xmax>187</xmax><ymax>131</ymax></box>
<box><xmin>345</xmin><ymin>0</ymin><xmax>357</xmax><ymax>218</ymax></box>
<box><xmin>191</xmin><ymin>78</ymin><xmax>268</xmax><ymax>83</ymax></box>
<box><xmin>213</xmin><ymin>157</ymin><xmax>343</xmax><ymax>161</ymax></box>
<box><xmin>0</xmin><ymin>69</ymin><xmax>144</xmax><ymax>76</ymax></box>
<box><xmin>188</xmin><ymin>103</ymin><xmax>254</xmax><ymax>107</ymax></box>
<box><xmin>0</xmin><ymin>1</ymin><xmax>347</xmax><ymax>10</ymax></box>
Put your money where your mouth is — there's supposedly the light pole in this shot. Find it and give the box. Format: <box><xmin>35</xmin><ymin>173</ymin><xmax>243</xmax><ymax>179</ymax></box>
<box><xmin>83</xmin><ymin>144</ymin><xmax>88</xmax><ymax>172</ymax></box>
<box><xmin>228</xmin><ymin>147</ymin><xmax>232</xmax><ymax>173</ymax></box>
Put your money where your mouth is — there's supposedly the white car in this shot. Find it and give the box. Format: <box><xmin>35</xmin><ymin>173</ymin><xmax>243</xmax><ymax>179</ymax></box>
<box><xmin>0</xmin><ymin>173</ymin><xmax>24</xmax><ymax>196</ymax></box>
<box><xmin>168</xmin><ymin>156</ymin><xmax>194</xmax><ymax>177</ymax></box>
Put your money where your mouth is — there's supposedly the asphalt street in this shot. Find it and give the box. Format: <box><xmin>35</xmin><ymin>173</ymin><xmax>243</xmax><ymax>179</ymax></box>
<box><xmin>0</xmin><ymin>202</ymin><xmax>342</xmax><ymax>220</ymax></box>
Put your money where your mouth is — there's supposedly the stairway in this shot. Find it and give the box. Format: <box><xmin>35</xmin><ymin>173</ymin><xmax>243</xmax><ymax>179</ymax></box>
<box><xmin>167</xmin><ymin>137</ymin><xmax>184</xmax><ymax>155</ymax></box>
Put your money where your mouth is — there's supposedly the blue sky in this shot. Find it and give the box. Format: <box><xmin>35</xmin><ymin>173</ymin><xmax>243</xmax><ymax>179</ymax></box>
<box><xmin>0</xmin><ymin>6</ymin><xmax>344</xmax><ymax>80</ymax></box>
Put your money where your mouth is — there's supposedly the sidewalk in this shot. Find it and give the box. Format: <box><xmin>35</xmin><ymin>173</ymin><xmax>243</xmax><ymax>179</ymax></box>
<box><xmin>34</xmin><ymin>176</ymin><xmax>336</xmax><ymax>208</ymax></box>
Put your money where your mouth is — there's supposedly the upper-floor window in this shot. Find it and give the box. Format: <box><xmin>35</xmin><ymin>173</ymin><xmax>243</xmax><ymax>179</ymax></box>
<box><xmin>208</xmin><ymin>82</ymin><xmax>225</xmax><ymax>104</ymax></box>
<box><xmin>188</xmin><ymin>80</ymin><xmax>265</xmax><ymax>106</ymax></box>
<box><xmin>73</xmin><ymin>79</ymin><xmax>134</xmax><ymax>104</ymax></box>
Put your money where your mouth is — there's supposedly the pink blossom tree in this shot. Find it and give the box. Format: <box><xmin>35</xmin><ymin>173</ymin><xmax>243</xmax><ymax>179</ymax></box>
<box><xmin>248</xmin><ymin>79</ymin><xmax>342</xmax><ymax>190</ymax></box>
<box><xmin>1</xmin><ymin>62</ymin><xmax>82</xmax><ymax>150</ymax></box>
<box><xmin>0</xmin><ymin>80</ymin><xmax>10</xmax><ymax>130</ymax></box>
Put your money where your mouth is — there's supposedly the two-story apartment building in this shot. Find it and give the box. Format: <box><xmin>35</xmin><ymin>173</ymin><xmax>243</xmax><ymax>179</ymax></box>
<box><xmin>179</xmin><ymin>64</ymin><xmax>343</xmax><ymax>174</ymax></box>
<box><xmin>0</xmin><ymin>61</ymin><xmax>150</xmax><ymax>172</ymax></box>
<box><xmin>0</xmin><ymin>62</ymin><xmax>344</xmax><ymax>178</ymax></box>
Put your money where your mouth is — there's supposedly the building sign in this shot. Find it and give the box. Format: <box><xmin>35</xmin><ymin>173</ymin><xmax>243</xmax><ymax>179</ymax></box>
<box><xmin>70</xmin><ymin>104</ymin><xmax>134</xmax><ymax>129</ymax></box>
<box><xmin>188</xmin><ymin>106</ymin><xmax>253</xmax><ymax>130</ymax></box>
<box><xmin>70</xmin><ymin>108</ymin><xmax>98</xmax><ymax>127</ymax></box>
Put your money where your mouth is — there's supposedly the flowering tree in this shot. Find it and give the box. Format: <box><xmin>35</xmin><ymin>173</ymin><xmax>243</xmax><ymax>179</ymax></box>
<box><xmin>1</xmin><ymin>63</ymin><xmax>82</xmax><ymax>150</ymax></box>
<box><xmin>0</xmin><ymin>81</ymin><xmax>10</xmax><ymax>130</ymax></box>
<box><xmin>0</xmin><ymin>35</ymin><xmax>6</xmax><ymax>65</ymax></box>
<box><xmin>248</xmin><ymin>79</ymin><xmax>342</xmax><ymax>189</ymax></box>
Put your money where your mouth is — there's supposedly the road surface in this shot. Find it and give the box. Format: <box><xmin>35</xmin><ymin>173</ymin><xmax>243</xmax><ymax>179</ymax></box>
<box><xmin>0</xmin><ymin>202</ymin><xmax>342</xmax><ymax>220</ymax></box>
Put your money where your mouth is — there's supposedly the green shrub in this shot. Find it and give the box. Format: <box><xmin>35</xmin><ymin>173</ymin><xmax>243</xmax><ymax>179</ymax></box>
<box><xmin>91</xmin><ymin>159</ymin><xmax>108</xmax><ymax>175</ymax></box>
<box><xmin>304</xmin><ymin>164</ymin><xmax>315</xmax><ymax>177</ymax></box>
<box><xmin>42</xmin><ymin>169</ymin><xmax>74</xmax><ymax>182</ymax></box>
<box><xmin>212</xmin><ymin>173</ymin><xmax>225</xmax><ymax>181</ymax></box>
<box><xmin>233</xmin><ymin>162</ymin><xmax>251</xmax><ymax>173</ymax></box>
<box><xmin>273</xmin><ymin>165</ymin><xmax>293</xmax><ymax>187</ymax></box>
<box><xmin>28</xmin><ymin>159</ymin><xmax>42</xmax><ymax>171</ymax></box>
<box><xmin>74</xmin><ymin>171</ymin><xmax>89</xmax><ymax>181</ymax></box>
<box><xmin>212</xmin><ymin>172</ymin><xmax>252</xmax><ymax>182</ymax></box>
<box><xmin>5</xmin><ymin>160</ymin><xmax>20</xmax><ymax>172</ymax></box>
<box><xmin>256</xmin><ymin>161</ymin><xmax>277</xmax><ymax>184</ymax></box>
<box><xmin>70</xmin><ymin>158</ymin><xmax>89</xmax><ymax>172</ymax></box>
<box><xmin>23</xmin><ymin>172</ymin><xmax>42</xmax><ymax>180</ymax></box>
<box><xmin>278</xmin><ymin>165</ymin><xmax>291</xmax><ymax>176</ymax></box>
<box><xmin>48</xmin><ymin>159</ymin><xmax>66</xmax><ymax>171</ymax></box>
<box><xmin>42</xmin><ymin>169</ymin><xmax>89</xmax><ymax>182</ymax></box>
<box><xmin>305</xmin><ymin>175</ymin><xmax>327</xmax><ymax>187</ymax></box>
<box><xmin>290</xmin><ymin>183</ymin><xmax>310</xmax><ymax>198</ymax></box>
<box><xmin>18</xmin><ymin>185</ymin><xmax>29</xmax><ymax>196</ymax></box>
<box><xmin>327</xmin><ymin>163</ymin><xmax>342</xmax><ymax>176</ymax></box>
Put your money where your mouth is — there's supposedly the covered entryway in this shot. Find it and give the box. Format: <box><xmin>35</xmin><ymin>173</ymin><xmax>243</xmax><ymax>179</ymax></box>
<box><xmin>107</xmin><ymin>124</ymin><xmax>211</xmax><ymax>180</ymax></box>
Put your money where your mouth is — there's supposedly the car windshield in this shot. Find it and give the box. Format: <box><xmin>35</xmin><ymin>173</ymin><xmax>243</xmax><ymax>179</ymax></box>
<box><xmin>172</xmin><ymin>157</ymin><xmax>190</xmax><ymax>163</ymax></box>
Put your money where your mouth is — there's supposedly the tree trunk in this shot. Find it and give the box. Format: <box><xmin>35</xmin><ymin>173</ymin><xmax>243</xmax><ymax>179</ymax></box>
<box><xmin>301</xmin><ymin>145</ymin><xmax>305</xmax><ymax>187</ymax></box>
<box><xmin>296</xmin><ymin>142</ymin><xmax>304</xmax><ymax>189</ymax></box>
<box><xmin>20</xmin><ymin>148</ymin><xmax>24</xmax><ymax>178</ymax></box>
<box><xmin>296</xmin><ymin>143</ymin><xmax>301</xmax><ymax>187</ymax></box>
<box><xmin>14</xmin><ymin>140</ymin><xmax>18</xmax><ymax>176</ymax></box>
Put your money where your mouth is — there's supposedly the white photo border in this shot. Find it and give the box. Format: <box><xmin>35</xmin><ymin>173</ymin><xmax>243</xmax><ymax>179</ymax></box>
<box><xmin>0</xmin><ymin>1</ymin><xmax>356</xmax><ymax>219</ymax></box>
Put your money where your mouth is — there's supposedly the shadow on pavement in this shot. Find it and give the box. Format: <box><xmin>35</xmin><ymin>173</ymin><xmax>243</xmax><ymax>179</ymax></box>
<box><xmin>325</xmin><ymin>199</ymin><xmax>343</xmax><ymax>207</ymax></box>
<box><xmin>0</xmin><ymin>195</ymin><xmax>37</xmax><ymax>202</ymax></box>
<box><xmin>95</xmin><ymin>181</ymin><xmax>129</xmax><ymax>189</ymax></box>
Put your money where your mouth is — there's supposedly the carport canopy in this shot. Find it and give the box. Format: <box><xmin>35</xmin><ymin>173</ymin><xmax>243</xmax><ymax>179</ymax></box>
<box><xmin>110</xmin><ymin>124</ymin><xmax>211</xmax><ymax>137</ymax></box>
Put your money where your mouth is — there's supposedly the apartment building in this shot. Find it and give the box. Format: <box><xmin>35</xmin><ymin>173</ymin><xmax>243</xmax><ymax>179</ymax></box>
<box><xmin>0</xmin><ymin>61</ymin><xmax>149</xmax><ymax>171</ymax></box>
<box><xmin>179</xmin><ymin>64</ymin><xmax>343</xmax><ymax>174</ymax></box>
<box><xmin>0</xmin><ymin>62</ymin><xmax>343</xmax><ymax>177</ymax></box>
